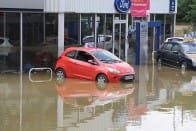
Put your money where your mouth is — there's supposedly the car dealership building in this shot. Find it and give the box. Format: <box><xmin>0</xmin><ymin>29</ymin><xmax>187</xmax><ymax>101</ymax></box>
<box><xmin>0</xmin><ymin>0</ymin><xmax>177</xmax><ymax>73</ymax></box>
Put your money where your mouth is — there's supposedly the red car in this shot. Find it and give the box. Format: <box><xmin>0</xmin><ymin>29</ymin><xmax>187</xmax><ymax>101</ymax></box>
<box><xmin>55</xmin><ymin>47</ymin><xmax>135</xmax><ymax>83</ymax></box>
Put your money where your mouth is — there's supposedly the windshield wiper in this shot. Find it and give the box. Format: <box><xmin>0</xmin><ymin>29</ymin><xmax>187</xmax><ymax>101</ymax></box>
<box><xmin>111</xmin><ymin>59</ymin><xmax>122</xmax><ymax>63</ymax></box>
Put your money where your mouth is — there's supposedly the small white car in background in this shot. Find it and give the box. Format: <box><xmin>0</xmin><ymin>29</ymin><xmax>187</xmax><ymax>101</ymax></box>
<box><xmin>0</xmin><ymin>37</ymin><xmax>14</xmax><ymax>56</ymax></box>
<box><xmin>82</xmin><ymin>34</ymin><xmax>125</xmax><ymax>57</ymax></box>
<box><xmin>0</xmin><ymin>37</ymin><xmax>13</xmax><ymax>47</ymax></box>
<box><xmin>164</xmin><ymin>37</ymin><xmax>184</xmax><ymax>42</ymax></box>
<box><xmin>82</xmin><ymin>34</ymin><xmax>112</xmax><ymax>48</ymax></box>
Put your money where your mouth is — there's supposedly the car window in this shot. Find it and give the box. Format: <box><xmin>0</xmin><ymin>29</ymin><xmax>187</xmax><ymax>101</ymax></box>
<box><xmin>76</xmin><ymin>51</ymin><xmax>94</xmax><ymax>62</ymax></box>
<box><xmin>65</xmin><ymin>51</ymin><xmax>76</xmax><ymax>59</ymax></box>
<box><xmin>105</xmin><ymin>36</ymin><xmax>111</xmax><ymax>42</ymax></box>
<box><xmin>171</xmin><ymin>44</ymin><xmax>181</xmax><ymax>52</ymax></box>
<box><xmin>181</xmin><ymin>43</ymin><xmax>196</xmax><ymax>53</ymax></box>
<box><xmin>162</xmin><ymin>43</ymin><xmax>173</xmax><ymax>51</ymax></box>
<box><xmin>92</xmin><ymin>50</ymin><xmax>121</xmax><ymax>62</ymax></box>
<box><xmin>176</xmin><ymin>38</ymin><xmax>184</xmax><ymax>42</ymax></box>
<box><xmin>168</xmin><ymin>38</ymin><xmax>183</xmax><ymax>42</ymax></box>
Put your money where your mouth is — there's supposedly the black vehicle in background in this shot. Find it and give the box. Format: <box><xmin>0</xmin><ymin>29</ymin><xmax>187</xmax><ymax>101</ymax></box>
<box><xmin>156</xmin><ymin>40</ymin><xmax>196</xmax><ymax>73</ymax></box>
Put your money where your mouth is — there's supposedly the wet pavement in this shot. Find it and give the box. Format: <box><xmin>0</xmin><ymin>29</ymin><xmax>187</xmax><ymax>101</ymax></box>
<box><xmin>0</xmin><ymin>65</ymin><xmax>196</xmax><ymax>131</ymax></box>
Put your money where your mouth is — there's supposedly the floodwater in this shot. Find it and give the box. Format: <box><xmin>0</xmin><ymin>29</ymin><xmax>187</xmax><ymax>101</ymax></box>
<box><xmin>0</xmin><ymin>65</ymin><xmax>196</xmax><ymax>131</ymax></box>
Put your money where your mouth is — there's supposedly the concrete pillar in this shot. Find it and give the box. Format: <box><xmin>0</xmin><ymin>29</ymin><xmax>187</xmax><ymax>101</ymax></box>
<box><xmin>173</xmin><ymin>14</ymin><xmax>176</xmax><ymax>37</ymax></box>
<box><xmin>58</xmin><ymin>13</ymin><xmax>65</xmax><ymax>56</ymax></box>
<box><xmin>163</xmin><ymin>15</ymin><xmax>166</xmax><ymax>41</ymax></box>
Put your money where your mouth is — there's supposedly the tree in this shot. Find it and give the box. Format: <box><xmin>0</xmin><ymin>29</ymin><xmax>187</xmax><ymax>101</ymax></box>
<box><xmin>186</xmin><ymin>1</ymin><xmax>196</xmax><ymax>29</ymax></box>
<box><xmin>177</xmin><ymin>0</ymin><xmax>192</xmax><ymax>23</ymax></box>
<box><xmin>176</xmin><ymin>0</ymin><xmax>196</xmax><ymax>29</ymax></box>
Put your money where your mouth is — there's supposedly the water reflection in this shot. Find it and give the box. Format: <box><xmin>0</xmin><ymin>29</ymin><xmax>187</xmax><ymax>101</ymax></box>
<box><xmin>55</xmin><ymin>78</ymin><xmax>135</xmax><ymax>130</ymax></box>
<box><xmin>56</xmin><ymin>79</ymin><xmax>135</xmax><ymax>107</ymax></box>
<box><xmin>1</xmin><ymin>66</ymin><xmax>196</xmax><ymax>131</ymax></box>
<box><xmin>0</xmin><ymin>73</ymin><xmax>57</xmax><ymax>131</ymax></box>
<box><xmin>131</xmin><ymin>66</ymin><xmax>196</xmax><ymax>131</ymax></box>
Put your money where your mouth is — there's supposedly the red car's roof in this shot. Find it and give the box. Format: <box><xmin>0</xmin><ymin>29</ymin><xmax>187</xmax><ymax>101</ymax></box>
<box><xmin>65</xmin><ymin>47</ymin><xmax>103</xmax><ymax>53</ymax></box>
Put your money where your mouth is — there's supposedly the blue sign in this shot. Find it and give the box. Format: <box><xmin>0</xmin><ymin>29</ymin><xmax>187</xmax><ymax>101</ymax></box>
<box><xmin>115</xmin><ymin>0</ymin><xmax>131</xmax><ymax>13</ymax></box>
<box><xmin>169</xmin><ymin>0</ymin><xmax>176</xmax><ymax>12</ymax></box>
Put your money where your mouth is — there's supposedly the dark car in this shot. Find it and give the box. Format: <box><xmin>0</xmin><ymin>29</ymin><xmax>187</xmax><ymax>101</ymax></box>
<box><xmin>156</xmin><ymin>41</ymin><xmax>196</xmax><ymax>73</ymax></box>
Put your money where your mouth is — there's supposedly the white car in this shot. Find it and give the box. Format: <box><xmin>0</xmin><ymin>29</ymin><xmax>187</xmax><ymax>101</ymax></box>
<box><xmin>164</xmin><ymin>37</ymin><xmax>184</xmax><ymax>43</ymax></box>
<box><xmin>83</xmin><ymin>34</ymin><xmax>113</xmax><ymax>50</ymax></box>
<box><xmin>0</xmin><ymin>37</ymin><xmax>13</xmax><ymax>47</ymax></box>
<box><xmin>0</xmin><ymin>37</ymin><xmax>14</xmax><ymax>56</ymax></box>
<box><xmin>82</xmin><ymin>34</ymin><xmax>124</xmax><ymax>57</ymax></box>
<box><xmin>82</xmin><ymin>34</ymin><xmax>112</xmax><ymax>48</ymax></box>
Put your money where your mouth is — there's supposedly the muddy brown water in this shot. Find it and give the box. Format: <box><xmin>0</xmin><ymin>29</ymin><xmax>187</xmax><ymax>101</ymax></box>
<box><xmin>0</xmin><ymin>65</ymin><xmax>196</xmax><ymax>131</ymax></box>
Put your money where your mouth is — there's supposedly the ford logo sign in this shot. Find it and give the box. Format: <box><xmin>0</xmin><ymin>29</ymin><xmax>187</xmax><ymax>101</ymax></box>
<box><xmin>115</xmin><ymin>0</ymin><xmax>131</xmax><ymax>13</ymax></box>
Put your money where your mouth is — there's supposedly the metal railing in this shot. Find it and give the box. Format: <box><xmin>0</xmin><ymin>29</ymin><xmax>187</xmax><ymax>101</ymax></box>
<box><xmin>29</xmin><ymin>67</ymin><xmax>53</xmax><ymax>82</ymax></box>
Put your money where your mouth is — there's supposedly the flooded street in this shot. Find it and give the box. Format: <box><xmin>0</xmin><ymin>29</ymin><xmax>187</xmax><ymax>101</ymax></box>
<box><xmin>1</xmin><ymin>65</ymin><xmax>196</xmax><ymax>131</ymax></box>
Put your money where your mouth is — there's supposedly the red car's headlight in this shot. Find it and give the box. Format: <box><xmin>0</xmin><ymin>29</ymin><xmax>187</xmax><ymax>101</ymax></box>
<box><xmin>107</xmin><ymin>67</ymin><xmax>121</xmax><ymax>74</ymax></box>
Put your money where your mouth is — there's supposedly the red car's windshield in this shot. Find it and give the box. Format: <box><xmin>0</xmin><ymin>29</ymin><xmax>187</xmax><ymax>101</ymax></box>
<box><xmin>91</xmin><ymin>50</ymin><xmax>121</xmax><ymax>63</ymax></box>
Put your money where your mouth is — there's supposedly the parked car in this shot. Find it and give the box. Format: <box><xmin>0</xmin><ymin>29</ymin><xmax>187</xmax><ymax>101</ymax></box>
<box><xmin>82</xmin><ymin>34</ymin><xmax>111</xmax><ymax>42</ymax></box>
<box><xmin>164</xmin><ymin>37</ymin><xmax>184</xmax><ymax>42</ymax></box>
<box><xmin>82</xmin><ymin>34</ymin><xmax>124</xmax><ymax>57</ymax></box>
<box><xmin>0</xmin><ymin>37</ymin><xmax>15</xmax><ymax>56</ymax></box>
<box><xmin>156</xmin><ymin>40</ymin><xmax>196</xmax><ymax>73</ymax></box>
<box><xmin>55</xmin><ymin>47</ymin><xmax>135</xmax><ymax>84</ymax></box>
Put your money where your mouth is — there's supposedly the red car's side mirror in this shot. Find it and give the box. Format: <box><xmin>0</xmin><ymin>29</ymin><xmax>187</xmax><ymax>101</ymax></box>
<box><xmin>88</xmin><ymin>59</ymin><xmax>97</xmax><ymax>65</ymax></box>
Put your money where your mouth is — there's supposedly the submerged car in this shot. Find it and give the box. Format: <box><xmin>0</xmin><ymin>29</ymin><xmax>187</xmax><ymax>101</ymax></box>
<box><xmin>156</xmin><ymin>41</ymin><xmax>196</xmax><ymax>73</ymax></box>
<box><xmin>55</xmin><ymin>47</ymin><xmax>135</xmax><ymax>83</ymax></box>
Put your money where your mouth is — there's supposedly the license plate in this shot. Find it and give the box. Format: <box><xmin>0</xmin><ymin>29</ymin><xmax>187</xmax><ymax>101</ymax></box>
<box><xmin>124</xmin><ymin>75</ymin><xmax>133</xmax><ymax>80</ymax></box>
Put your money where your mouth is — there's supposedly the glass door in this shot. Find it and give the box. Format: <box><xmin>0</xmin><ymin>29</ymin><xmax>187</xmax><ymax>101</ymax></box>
<box><xmin>113</xmin><ymin>22</ymin><xmax>126</xmax><ymax>61</ymax></box>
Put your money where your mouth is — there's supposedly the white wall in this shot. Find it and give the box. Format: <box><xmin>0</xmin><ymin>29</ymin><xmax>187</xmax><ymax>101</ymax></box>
<box><xmin>150</xmin><ymin>0</ymin><xmax>177</xmax><ymax>14</ymax></box>
<box><xmin>0</xmin><ymin>0</ymin><xmax>43</xmax><ymax>10</ymax></box>
<box><xmin>44</xmin><ymin>0</ymin><xmax>177</xmax><ymax>14</ymax></box>
<box><xmin>0</xmin><ymin>0</ymin><xmax>177</xmax><ymax>14</ymax></box>
<box><xmin>44</xmin><ymin>0</ymin><xmax>120</xmax><ymax>13</ymax></box>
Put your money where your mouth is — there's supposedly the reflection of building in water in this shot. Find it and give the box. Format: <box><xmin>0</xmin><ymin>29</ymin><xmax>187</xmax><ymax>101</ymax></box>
<box><xmin>0</xmin><ymin>74</ymin><xmax>57</xmax><ymax>131</ymax></box>
<box><xmin>126</xmin><ymin>66</ymin><xmax>196</xmax><ymax>127</ymax></box>
<box><xmin>127</xmin><ymin>66</ymin><xmax>196</xmax><ymax>130</ymax></box>
<box><xmin>56</xmin><ymin>78</ymin><xmax>135</xmax><ymax>130</ymax></box>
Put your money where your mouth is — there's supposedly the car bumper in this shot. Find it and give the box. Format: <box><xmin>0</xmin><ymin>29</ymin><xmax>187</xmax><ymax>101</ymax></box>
<box><xmin>107</xmin><ymin>73</ymin><xmax>135</xmax><ymax>83</ymax></box>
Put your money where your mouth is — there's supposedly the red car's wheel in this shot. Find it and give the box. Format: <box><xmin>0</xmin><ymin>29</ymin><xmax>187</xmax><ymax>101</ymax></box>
<box><xmin>55</xmin><ymin>68</ymin><xmax>66</xmax><ymax>81</ymax></box>
<box><xmin>96</xmin><ymin>74</ymin><xmax>108</xmax><ymax>83</ymax></box>
<box><xmin>96</xmin><ymin>74</ymin><xmax>108</xmax><ymax>90</ymax></box>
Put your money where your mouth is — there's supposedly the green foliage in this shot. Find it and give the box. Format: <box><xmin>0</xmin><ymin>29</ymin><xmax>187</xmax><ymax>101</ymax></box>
<box><xmin>177</xmin><ymin>0</ymin><xmax>193</xmax><ymax>22</ymax></box>
<box><xmin>177</xmin><ymin>0</ymin><xmax>196</xmax><ymax>29</ymax></box>
<box><xmin>187</xmin><ymin>0</ymin><xmax>196</xmax><ymax>29</ymax></box>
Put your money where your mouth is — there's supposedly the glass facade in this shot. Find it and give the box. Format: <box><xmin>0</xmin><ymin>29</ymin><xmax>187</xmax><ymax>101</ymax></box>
<box><xmin>0</xmin><ymin>12</ymin><xmax>130</xmax><ymax>73</ymax></box>
<box><xmin>0</xmin><ymin>12</ymin><xmax>20</xmax><ymax>72</ymax></box>
<box><xmin>0</xmin><ymin>12</ymin><xmax>59</xmax><ymax>73</ymax></box>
